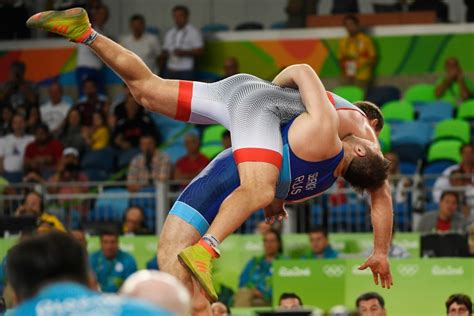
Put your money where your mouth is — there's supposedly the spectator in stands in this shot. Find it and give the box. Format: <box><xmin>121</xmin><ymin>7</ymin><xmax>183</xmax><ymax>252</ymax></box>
<box><xmin>58</xmin><ymin>108</ymin><xmax>87</xmax><ymax>153</ymax></box>
<box><xmin>120</xmin><ymin>14</ymin><xmax>161</xmax><ymax>74</ymax></box>
<box><xmin>40</xmin><ymin>82</ymin><xmax>71</xmax><ymax>135</ymax></box>
<box><xmin>302</xmin><ymin>225</ymin><xmax>338</xmax><ymax>259</ymax></box>
<box><xmin>332</xmin><ymin>0</ymin><xmax>359</xmax><ymax>14</ymax></box>
<box><xmin>6</xmin><ymin>232</ymin><xmax>166</xmax><ymax>315</ymax></box>
<box><xmin>338</xmin><ymin>14</ymin><xmax>376</xmax><ymax>90</ymax></box>
<box><xmin>222</xmin><ymin>130</ymin><xmax>231</xmax><ymax>149</ymax></box>
<box><xmin>113</xmin><ymin>89</ymin><xmax>157</xmax><ymax>150</ymax></box>
<box><xmin>122</xmin><ymin>205</ymin><xmax>149</xmax><ymax>235</ymax></box>
<box><xmin>127</xmin><ymin>134</ymin><xmax>171</xmax><ymax>192</ymax></box>
<box><xmin>356</xmin><ymin>292</ymin><xmax>386</xmax><ymax>316</ymax></box>
<box><xmin>279</xmin><ymin>292</ymin><xmax>303</xmax><ymax>309</ymax></box>
<box><xmin>48</xmin><ymin>147</ymin><xmax>88</xmax><ymax>195</ymax></box>
<box><xmin>416</xmin><ymin>191</ymin><xmax>468</xmax><ymax>233</ymax></box>
<box><xmin>433</xmin><ymin>144</ymin><xmax>473</xmax><ymax>203</ymax></box>
<box><xmin>161</xmin><ymin>5</ymin><xmax>204</xmax><ymax>80</ymax></box>
<box><xmin>82</xmin><ymin>111</ymin><xmax>110</xmax><ymax>150</ymax></box>
<box><xmin>174</xmin><ymin>133</ymin><xmax>209</xmax><ymax>183</ymax></box>
<box><xmin>446</xmin><ymin>294</ymin><xmax>472</xmax><ymax>316</ymax></box>
<box><xmin>211</xmin><ymin>302</ymin><xmax>231</xmax><ymax>316</ymax></box>
<box><xmin>76</xmin><ymin>4</ymin><xmax>110</xmax><ymax>96</ymax></box>
<box><xmin>0</xmin><ymin>113</ymin><xmax>34</xmax><ymax>182</ymax></box>
<box><xmin>0</xmin><ymin>61</ymin><xmax>37</xmax><ymax>109</ymax></box>
<box><xmin>24</xmin><ymin>105</ymin><xmax>42</xmax><ymax>135</ymax></box>
<box><xmin>223</xmin><ymin>57</ymin><xmax>240</xmax><ymax>78</ymax></box>
<box><xmin>24</xmin><ymin>123</ymin><xmax>63</xmax><ymax>177</ymax></box>
<box><xmin>89</xmin><ymin>228</ymin><xmax>138</xmax><ymax>293</ymax></box>
<box><xmin>15</xmin><ymin>191</ymin><xmax>65</xmax><ymax>232</ymax></box>
<box><xmin>435</xmin><ymin>57</ymin><xmax>474</xmax><ymax>103</ymax></box>
<box><xmin>0</xmin><ymin>105</ymin><xmax>13</xmax><ymax>136</ymax></box>
<box><xmin>120</xmin><ymin>270</ymin><xmax>191</xmax><ymax>315</ymax></box>
<box><xmin>285</xmin><ymin>0</ymin><xmax>317</xmax><ymax>28</ymax></box>
<box><xmin>409</xmin><ymin>0</ymin><xmax>449</xmax><ymax>23</ymax></box>
<box><xmin>74</xmin><ymin>78</ymin><xmax>108</xmax><ymax>127</ymax></box>
<box><xmin>237</xmin><ymin>229</ymin><xmax>283</xmax><ymax>306</ymax></box>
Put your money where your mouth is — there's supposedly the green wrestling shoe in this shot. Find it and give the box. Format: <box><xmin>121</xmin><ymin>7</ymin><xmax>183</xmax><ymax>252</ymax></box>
<box><xmin>178</xmin><ymin>241</ymin><xmax>220</xmax><ymax>302</ymax></box>
<box><xmin>26</xmin><ymin>7</ymin><xmax>95</xmax><ymax>43</ymax></box>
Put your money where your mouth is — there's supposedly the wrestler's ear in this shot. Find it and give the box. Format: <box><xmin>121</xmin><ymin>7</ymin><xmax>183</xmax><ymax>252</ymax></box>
<box><xmin>354</xmin><ymin>144</ymin><xmax>367</xmax><ymax>157</ymax></box>
<box><xmin>369</xmin><ymin>118</ymin><xmax>379</xmax><ymax>130</ymax></box>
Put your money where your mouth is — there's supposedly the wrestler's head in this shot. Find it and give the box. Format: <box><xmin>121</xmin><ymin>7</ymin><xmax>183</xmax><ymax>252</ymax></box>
<box><xmin>353</xmin><ymin>101</ymin><xmax>384</xmax><ymax>136</ymax></box>
<box><xmin>341</xmin><ymin>135</ymin><xmax>390</xmax><ymax>192</ymax></box>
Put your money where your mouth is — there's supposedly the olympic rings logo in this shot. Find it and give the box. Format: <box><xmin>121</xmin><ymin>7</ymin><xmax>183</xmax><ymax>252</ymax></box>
<box><xmin>397</xmin><ymin>264</ymin><xmax>419</xmax><ymax>277</ymax></box>
<box><xmin>322</xmin><ymin>265</ymin><xmax>346</xmax><ymax>277</ymax></box>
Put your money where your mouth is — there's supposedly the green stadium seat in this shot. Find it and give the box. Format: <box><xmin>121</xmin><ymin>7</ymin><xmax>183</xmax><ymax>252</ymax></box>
<box><xmin>201</xmin><ymin>144</ymin><xmax>224</xmax><ymax>159</ymax></box>
<box><xmin>381</xmin><ymin>100</ymin><xmax>415</xmax><ymax>122</ymax></box>
<box><xmin>403</xmin><ymin>84</ymin><xmax>436</xmax><ymax>104</ymax></box>
<box><xmin>427</xmin><ymin>140</ymin><xmax>463</xmax><ymax>163</ymax></box>
<box><xmin>332</xmin><ymin>85</ymin><xmax>364</xmax><ymax>102</ymax></box>
<box><xmin>433</xmin><ymin>119</ymin><xmax>471</xmax><ymax>144</ymax></box>
<box><xmin>378</xmin><ymin>123</ymin><xmax>391</xmax><ymax>152</ymax></box>
<box><xmin>202</xmin><ymin>125</ymin><xmax>227</xmax><ymax>145</ymax></box>
<box><xmin>457</xmin><ymin>99</ymin><xmax>474</xmax><ymax>120</ymax></box>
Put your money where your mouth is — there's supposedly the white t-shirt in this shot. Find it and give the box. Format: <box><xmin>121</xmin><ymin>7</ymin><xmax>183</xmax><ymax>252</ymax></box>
<box><xmin>163</xmin><ymin>24</ymin><xmax>203</xmax><ymax>71</ymax></box>
<box><xmin>40</xmin><ymin>100</ymin><xmax>71</xmax><ymax>131</ymax></box>
<box><xmin>0</xmin><ymin>134</ymin><xmax>34</xmax><ymax>172</ymax></box>
<box><xmin>120</xmin><ymin>33</ymin><xmax>161</xmax><ymax>74</ymax></box>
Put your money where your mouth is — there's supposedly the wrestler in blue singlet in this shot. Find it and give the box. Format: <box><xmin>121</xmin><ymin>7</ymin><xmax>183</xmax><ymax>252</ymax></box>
<box><xmin>169</xmin><ymin>96</ymin><xmax>365</xmax><ymax>235</ymax></box>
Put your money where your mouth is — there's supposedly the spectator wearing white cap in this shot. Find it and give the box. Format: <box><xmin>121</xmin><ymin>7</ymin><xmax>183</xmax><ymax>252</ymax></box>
<box><xmin>48</xmin><ymin>147</ymin><xmax>88</xmax><ymax>195</ymax></box>
<box><xmin>120</xmin><ymin>270</ymin><xmax>191</xmax><ymax>315</ymax></box>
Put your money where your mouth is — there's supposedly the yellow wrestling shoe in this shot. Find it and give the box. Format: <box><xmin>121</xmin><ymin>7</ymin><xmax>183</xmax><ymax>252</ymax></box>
<box><xmin>26</xmin><ymin>7</ymin><xmax>96</xmax><ymax>44</ymax></box>
<box><xmin>178</xmin><ymin>240</ymin><xmax>220</xmax><ymax>302</ymax></box>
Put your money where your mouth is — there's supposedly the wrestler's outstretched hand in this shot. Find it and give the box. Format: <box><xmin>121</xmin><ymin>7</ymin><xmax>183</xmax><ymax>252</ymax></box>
<box><xmin>264</xmin><ymin>199</ymin><xmax>288</xmax><ymax>224</ymax></box>
<box><xmin>358</xmin><ymin>253</ymin><xmax>393</xmax><ymax>289</ymax></box>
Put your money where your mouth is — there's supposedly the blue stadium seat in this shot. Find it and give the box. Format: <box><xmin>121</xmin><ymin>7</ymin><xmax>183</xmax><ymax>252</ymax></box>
<box><xmin>423</xmin><ymin>161</ymin><xmax>455</xmax><ymax>175</ymax></box>
<box><xmin>143</xmin><ymin>207</ymin><xmax>156</xmax><ymax>232</ymax></box>
<box><xmin>391</xmin><ymin>121</ymin><xmax>432</xmax><ymax>148</ymax></box>
<box><xmin>399</xmin><ymin>162</ymin><xmax>417</xmax><ymax>175</ymax></box>
<box><xmin>235</xmin><ymin>22</ymin><xmax>264</xmax><ymax>31</ymax></box>
<box><xmin>149</xmin><ymin>113</ymin><xmax>187</xmax><ymax>140</ymax></box>
<box><xmin>417</xmin><ymin>101</ymin><xmax>454</xmax><ymax>123</ymax></box>
<box><xmin>270</xmin><ymin>21</ymin><xmax>287</xmax><ymax>29</ymax></box>
<box><xmin>201</xmin><ymin>23</ymin><xmax>230</xmax><ymax>33</ymax></box>
<box><xmin>129</xmin><ymin>187</ymin><xmax>156</xmax><ymax>214</ymax></box>
<box><xmin>392</xmin><ymin>144</ymin><xmax>426</xmax><ymax>164</ymax></box>
<box><xmin>90</xmin><ymin>187</ymin><xmax>130</xmax><ymax>221</ymax></box>
<box><xmin>311</xmin><ymin>203</ymin><xmax>323</xmax><ymax>226</ymax></box>
<box><xmin>146</xmin><ymin>26</ymin><xmax>160</xmax><ymax>36</ymax></box>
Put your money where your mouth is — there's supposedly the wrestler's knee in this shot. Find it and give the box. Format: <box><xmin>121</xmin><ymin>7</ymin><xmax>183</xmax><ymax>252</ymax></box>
<box><xmin>238</xmin><ymin>184</ymin><xmax>275</xmax><ymax>210</ymax></box>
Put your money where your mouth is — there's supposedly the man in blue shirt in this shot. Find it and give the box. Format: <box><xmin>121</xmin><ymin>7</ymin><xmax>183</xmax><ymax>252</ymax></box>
<box><xmin>5</xmin><ymin>232</ymin><xmax>171</xmax><ymax>315</ymax></box>
<box><xmin>302</xmin><ymin>226</ymin><xmax>338</xmax><ymax>259</ymax></box>
<box><xmin>89</xmin><ymin>229</ymin><xmax>137</xmax><ymax>293</ymax></box>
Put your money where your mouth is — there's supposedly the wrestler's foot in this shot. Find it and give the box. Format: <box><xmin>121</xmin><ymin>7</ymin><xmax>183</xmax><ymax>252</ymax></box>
<box><xmin>178</xmin><ymin>241</ymin><xmax>220</xmax><ymax>302</ymax></box>
<box><xmin>26</xmin><ymin>8</ymin><xmax>95</xmax><ymax>44</ymax></box>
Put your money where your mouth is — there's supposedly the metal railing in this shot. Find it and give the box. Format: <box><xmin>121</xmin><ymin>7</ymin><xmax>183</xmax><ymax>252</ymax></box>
<box><xmin>1</xmin><ymin>173</ymin><xmax>472</xmax><ymax>234</ymax></box>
